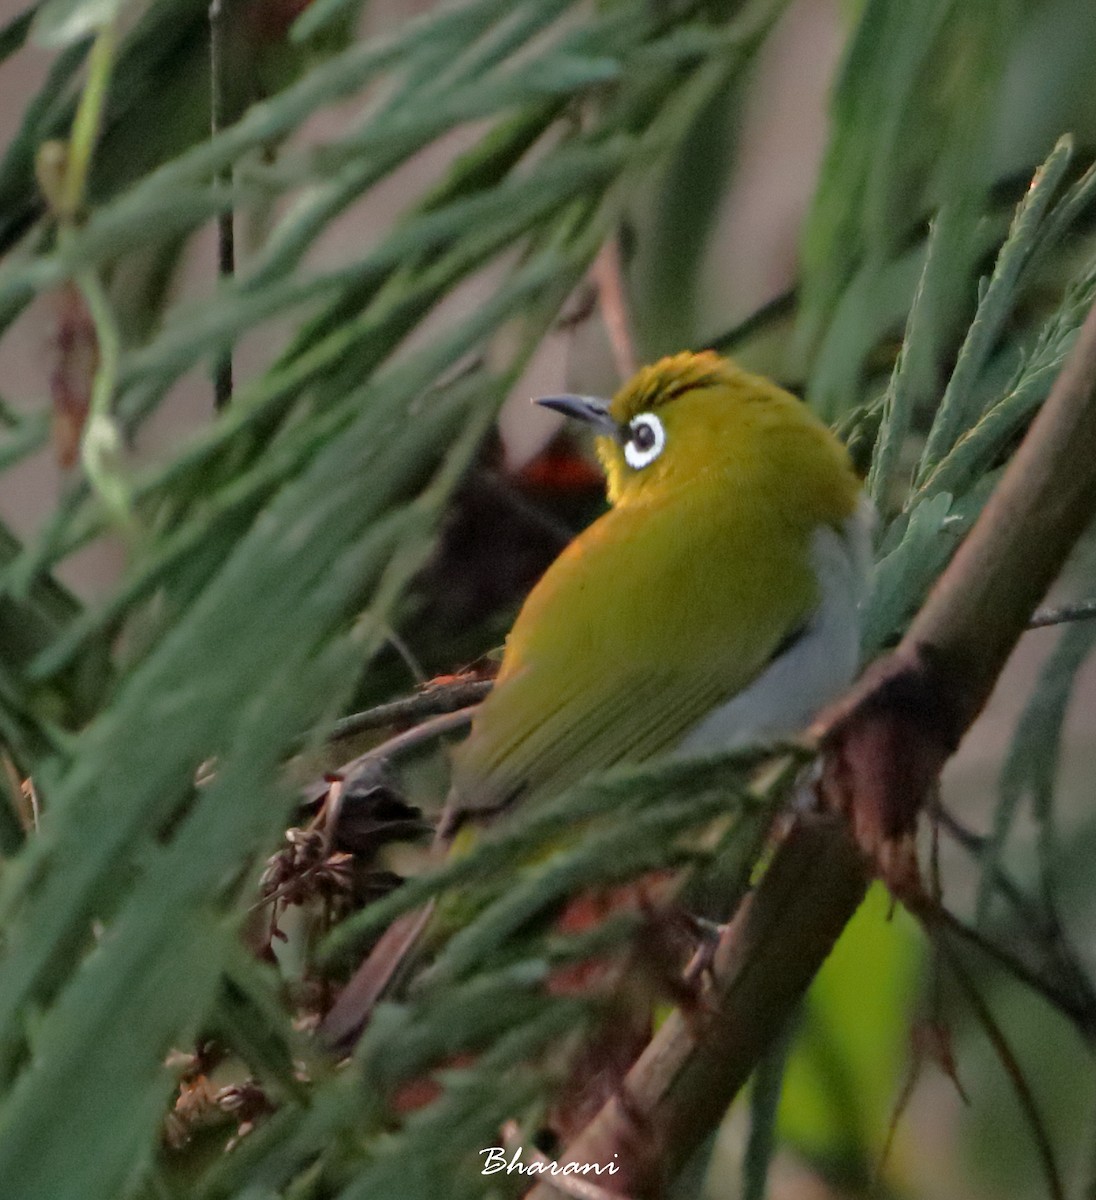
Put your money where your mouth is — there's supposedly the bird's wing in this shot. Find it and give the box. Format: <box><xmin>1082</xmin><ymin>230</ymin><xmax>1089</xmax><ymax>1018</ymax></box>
<box><xmin>449</xmin><ymin>491</ymin><xmax>828</xmax><ymax>820</ymax></box>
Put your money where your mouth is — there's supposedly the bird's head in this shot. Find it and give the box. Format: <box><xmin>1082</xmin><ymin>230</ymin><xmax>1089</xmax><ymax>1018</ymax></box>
<box><xmin>537</xmin><ymin>351</ymin><xmax>855</xmax><ymax>514</ymax></box>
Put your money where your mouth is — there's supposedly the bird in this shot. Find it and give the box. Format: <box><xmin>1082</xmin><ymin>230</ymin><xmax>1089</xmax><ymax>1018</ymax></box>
<box><xmin>321</xmin><ymin>349</ymin><xmax>872</xmax><ymax>1045</ymax></box>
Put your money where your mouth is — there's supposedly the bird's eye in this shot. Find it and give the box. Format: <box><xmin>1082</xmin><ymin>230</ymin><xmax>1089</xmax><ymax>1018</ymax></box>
<box><xmin>624</xmin><ymin>413</ymin><xmax>665</xmax><ymax>469</ymax></box>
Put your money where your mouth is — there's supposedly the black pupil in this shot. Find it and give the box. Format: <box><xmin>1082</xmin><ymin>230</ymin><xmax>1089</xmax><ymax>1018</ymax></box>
<box><xmin>632</xmin><ymin>421</ymin><xmax>655</xmax><ymax>452</ymax></box>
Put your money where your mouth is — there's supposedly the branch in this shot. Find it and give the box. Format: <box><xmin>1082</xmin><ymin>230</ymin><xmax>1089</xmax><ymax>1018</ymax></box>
<box><xmin>326</xmin><ymin>679</ymin><xmax>493</xmax><ymax>743</ymax></box>
<box><xmin>210</xmin><ymin>0</ymin><xmax>235</xmax><ymax>410</ymax></box>
<box><xmin>335</xmin><ymin>707</ymin><xmax>478</xmax><ymax>790</ymax></box>
<box><xmin>528</xmin><ymin>297</ymin><xmax>1096</xmax><ymax>1196</ymax></box>
<box><xmin>527</xmin><ymin>816</ymin><xmax>866</xmax><ymax>1197</ymax></box>
<box><xmin>592</xmin><ymin>237</ymin><xmax>637</xmax><ymax>380</ymax></box>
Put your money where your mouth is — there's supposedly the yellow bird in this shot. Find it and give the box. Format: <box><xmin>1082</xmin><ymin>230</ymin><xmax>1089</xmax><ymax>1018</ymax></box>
<box><xmin>323</xmin><ymin>350</ymin><xmax>871</xmax><ymax>1043</ymax></box>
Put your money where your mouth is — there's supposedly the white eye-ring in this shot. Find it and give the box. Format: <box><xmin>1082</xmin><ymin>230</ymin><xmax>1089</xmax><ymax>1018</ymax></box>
<box><xmin>623</xmin><ymin>412</ymin><xmax>665</xmax><ymax>470</ymax></box>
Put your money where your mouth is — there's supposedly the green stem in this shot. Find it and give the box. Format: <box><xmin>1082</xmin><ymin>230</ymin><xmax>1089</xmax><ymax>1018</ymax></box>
<box><xmin>60</xmin><ymin>22</ymin><xmax>117</xmax><ymax>220</ymax></box>
<box><xmin>76</xmin><ymin>266</ymin><xmax>133</xmax><ymax>531</ymax></box>
<box><xmin>57</xmin><ymin>17</ymin><xmax>134</xmax><ymax>531</ymax></box>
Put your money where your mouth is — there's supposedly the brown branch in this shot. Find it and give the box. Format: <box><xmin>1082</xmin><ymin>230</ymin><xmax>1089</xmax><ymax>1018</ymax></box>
<box><xmin>527</xmin><ymin>298</ymin><xmax>1096</xmax><ymax>1197</ymax></box>
<box><xmin>327</xmin><ymin>679</ymin><xmax>493</xmax><ymax>743</ymax></box>
<box><xmin>209</xmin><ymin>0</ymin><xmax>235</xmax><ymax>410</ymax></box>
<box><xmin>527</xmin><ymin>816</ymin><xmax>867</xmax><ymax>1198</ymax></box>
<box><xmin>593</xmin><ymin>237</ymin><xmax>637</xmax><ymax>380</ymax></box>
<box><xmin>335</xmin><ymin>706</ymin><xmax>478</xmax><ymax>789</ymax></box>
<box><xmin>301</xmin><ymin>704</ymin><xmax>480</xmax><ymax>809</ymax></box>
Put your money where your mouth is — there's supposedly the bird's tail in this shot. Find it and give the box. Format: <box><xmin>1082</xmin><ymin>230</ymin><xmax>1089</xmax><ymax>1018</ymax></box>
<box><xmin>319</xmin><ymin>900</ymin><xmax>436</xmax><ymax>1048</ymax></box>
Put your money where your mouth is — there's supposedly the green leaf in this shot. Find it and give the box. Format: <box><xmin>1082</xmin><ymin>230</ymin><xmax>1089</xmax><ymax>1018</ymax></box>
<box><xmin>862</xmin><ymin>490</ymin><xmax>958</xmax><ymax>656</ymax></box>
<box><xmin>978</xmin><ymin>541</ymin><xmax>1096</xmax><ymax>925</ymax></box>
<box><xmin>0</xmin><ymin>6</ymin><xmax>36</xmax><ymax>61</ymax></box>
<box><xmin>31</xmin><ymin>0</ymin><xmax>123</xmax><ymax>48</ymax></box>
<box><xmin>796</xmin><ymin>0</ymin><xmax>1025</xmax><ymax>412</ymax></box>
<box><xmin>916</xmin><ymin>137</ymin><xmax>1075</xmax><ymax>482</ymax></box>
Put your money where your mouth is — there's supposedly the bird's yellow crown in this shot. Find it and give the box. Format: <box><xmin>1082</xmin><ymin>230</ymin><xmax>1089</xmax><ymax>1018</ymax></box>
<box><xmin>594</xmin><ymin>351</ymin><xmax>858</xmax><ymax>527</ymax></box>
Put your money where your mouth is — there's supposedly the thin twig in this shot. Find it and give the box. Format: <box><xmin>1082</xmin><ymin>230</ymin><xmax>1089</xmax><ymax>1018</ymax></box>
<box><xmin>925</xmin><ymin>905</ymin><xmax>1096</xmax><ymax>1037</ymax></box>
<box><xmin>934</xmin><ymin>805</ymin><xmax>1096</xmax><ymax>1037</ymax></box>
<box><xmin>876</xmin><ymin>1015</ymin><xmax>968</xmax><ymax>1190</ymax></box>
<box><xmin>303</xmin><ymin>699</ymin><xmax>473</xmax><ymax>824</ymax></box>
<box><xmin>54</xmin><ymin>19</ymin><xmax>133</xmax><ymax>531</ymax></box>
<box><xmin>210</xmin><ymin>0</ymin><xmax>234</xmax><ymax>410</ymax></box>
<box><xmin>336</xmin><ymin>706</ymin><xmax>479</xmax><ymax>787</ymax></box>
<box><xmin>705</xmin><ymin>288</ymin><xmax>797</xmax><ymax>356</ymax></box>
<box><xmin>592</xmin><ymin>237</ymin><xmax>637</xmax><ymax>380</ymax></box>
<box><xmin>383</xmin><ymin>624</ymin><xmax>427</xmax><ymax>684</ymax></box>
<box><xmin>327</xmin><ymin>680</ymin><xmax>493</xmax><ymax>743</ymax></box>
<box><xmin>934</xmin><ymin>804</ymin><xmax>1052</xmax><ymax>936</ymax></box>
<box><xmin>60</xmin><ymin>22</ymin><xmax>117</xmax><ymax>220</ymax></box>
<box><xmin>316</xmin><ymin>775</ymin><xmax>343</xmax><ymax>856</ymax></box>
<box><xmin>77</xmin><ymin>267</ymin><xmax>132</xmax><ymax>529</ymax></box>
<box><xmin>251</xmin><ymin>848</ymin><xmax>341</xmax><ymax>913</ymax></box>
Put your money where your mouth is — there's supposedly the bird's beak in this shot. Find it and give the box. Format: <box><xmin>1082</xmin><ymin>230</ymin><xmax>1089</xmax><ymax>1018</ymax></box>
<box><xmin>534</xmin><ymin>394</ymin><xmax>623</xmax><ymax>442</ymax></box>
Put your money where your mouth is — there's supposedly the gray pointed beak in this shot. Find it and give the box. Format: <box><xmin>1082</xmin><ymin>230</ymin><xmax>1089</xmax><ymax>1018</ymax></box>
<box><xmin>534</xmin><ymin>394</ymin><xmax>622</xmax><ymax>442</ymax></box>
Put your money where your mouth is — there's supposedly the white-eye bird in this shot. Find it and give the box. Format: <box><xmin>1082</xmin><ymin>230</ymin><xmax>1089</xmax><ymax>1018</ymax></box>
<box><xmin>322</xmin><ymin>350</ymin><xmax>872</xmax><ymax>1044</ymax></box>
